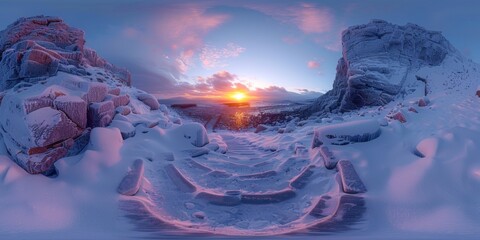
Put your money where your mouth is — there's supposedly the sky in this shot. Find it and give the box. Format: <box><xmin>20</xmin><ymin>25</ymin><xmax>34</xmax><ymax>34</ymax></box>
<box><xmin>1</xmin><ymin>0</ymin><xmax>480</xmax><ymax>101</ymax></box>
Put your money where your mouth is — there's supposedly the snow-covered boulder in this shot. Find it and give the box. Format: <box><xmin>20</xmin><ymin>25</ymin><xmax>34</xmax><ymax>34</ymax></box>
<box><xmin>307</xmin><ymin>19</ymin><xmax>465</xmax><ymax>114</ymax></box>
<box><xmin>87</xmin><ymin>100</ymin><xmax>115</xmax><ymax>128</ymax></box>
<box><xmin>176</xmin><ymin>123</ymin><xmax>209</xmax><ymax>147</ymax></box>
<box><xmin>109</xmin><ymin>119</ymin><xmax>135</xmax><ymax>139</ymax></box>
<box><xmin>105</xmin><ymin>94</ymin><xmax>129</xmax><ymax>108</ymax></box>
<box><xmin>337</xmin><ymin>160</ymin><xmax>367</xmax><ymax>194</ymax></box>
<box><xmin>390</xmin><ymin>110</ymin><xmax>407</xmax><ymax>123</ymax></box>
<box><xmin>311</xmin><ymin>119</ymin><xmax>381</xmax><ymax>148</ymax></box>
<box><xmin>136</xmin><ymin>93</ymin><xmax>159</xmax><ymax>110</ymax></box>
<box><xmin>81</xmin><ymin>82</ymin><xmax>107</xmax><ymax>103</ymax></box>
<box><xmin>54</xmin><ymin>95</ymin><xmax>87</xmax><ymax>128</ymax></box>
<box><xmin>26</xmin><ymin>107</ymin><xmax>80</xmax><ymax>147</ymax></box>
<box><xmin>116</xmin><ymin>106</ymin><xmax>131</xmax><ymax>116</ymax></box>
<box><xmin>117</xmin><ymin>159</ymin><xmax>144</xmax><ymax>196</ymax></box>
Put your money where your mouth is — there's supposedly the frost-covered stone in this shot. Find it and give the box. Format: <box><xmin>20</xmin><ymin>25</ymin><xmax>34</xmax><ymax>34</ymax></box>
<box><xmin>108</xmin><ymin>87</ymin><xmax>121</xmax><ymax>96</ymax></box>
<box><xmin>105</xmin><ymin>94</ymin><xmax>129</xmax><ymax>107</ymax></box>
<box><xmin>117</xmin><ymin>159</ymin><xmax>144</xmax><ymax>196</ymax></box>
<box><xmin>391</xmin><ymin>111</ymin><xmax>407</xmax><ymax>123</ymax></box>
<box><xmin>87</xmin><ymin>100</ymin><xmax>115</xmax><ymax>127</ymax></box>
<box><xmin>136</xmin><ymin>93</ymin><xmax>159</xmax><ymax>110</ymax></box>
<box><xmin>178</xmin><ymin>123</ymin><xmax>209</xmax><ymax>147</ymax></box>
<box><xmin>337</xmin><ymin>160</ymin><xmax>367</xmax><ymax>194</ymax></box>
<box><xmin>308</xmin><ymin>20</ymin><xmax>459</xmax><ymax>114</ymax></box>
<box><xmin>109</xmin><ymin>120</ymin><xmax>135</xmax><ymax>139</ymax></box>
<box><xmin>81</xmin><ymin>82</ymin><xmax>107</xmax><ymax>103</ymax></box>
<box><xmin>66</xmin><ymin>128</ymin><xmax>90</xmax><ymax>157</ymax></box>
<box><xmin>24</xmin><ymin>96</ymin><xmax>53</xmax><ymax>114</ymax></box>
<box><xmin>26</xmin><ymin>107</ymin><xmax>80</xmax><ymax>147</ymax></box>
<box><xmin>418</xmin><ymin>97</ymin><xmax>430</xmax><ymax>107</ymax></box>
<box><xmin>116</xmin><ymin>106</ymin><xmax>131</xmax><ymax>115</ymax></box>
<box><xmin>318</xmin><ymin>146</ymin><xmax>338</xmax><ymax>169</ymax></box>
<box><xmin>312</xmin><ymin>119</ymin><xmax>381</xmax><ymax>147</ymax></box>
<box><xmin>54</xmin><ymin>95</ymin><xmax>87</xmax><ymax>128</ymax></box>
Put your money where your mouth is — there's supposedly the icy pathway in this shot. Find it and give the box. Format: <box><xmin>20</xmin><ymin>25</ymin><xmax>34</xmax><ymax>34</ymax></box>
<box><xmin>119</xmin><ymin>128</ymin><xmax>367</xmax><ymax>237</ymax></box>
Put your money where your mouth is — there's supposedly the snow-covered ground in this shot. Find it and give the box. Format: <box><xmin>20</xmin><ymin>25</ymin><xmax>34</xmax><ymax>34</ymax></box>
<box><xmin>1</xmin><ymin>16</ymin><xmax>480</xmax><ymax>239</ymax></box>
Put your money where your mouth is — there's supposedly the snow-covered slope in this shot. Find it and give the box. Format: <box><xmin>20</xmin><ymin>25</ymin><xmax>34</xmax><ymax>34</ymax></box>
<box><xmin>308</xmin><ymin>19</ymin><xmax>479</xmax><ymax>114</ymax></box>
<box><xmin>1</xmin><ymin>16</ymin><xmax>480</xmax><ymax>239</ymax></box>
<box><xmin>0</xmin><ymin>16</ymin><xmax>168</xmax><ymax>174</ymax></box>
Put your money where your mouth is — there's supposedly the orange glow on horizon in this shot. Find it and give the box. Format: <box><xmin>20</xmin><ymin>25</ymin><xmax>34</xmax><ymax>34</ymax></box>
<box><xmin>231</xmin><ymin>92</ymin><xmax>247</xmax><ymax>101</ymax></box>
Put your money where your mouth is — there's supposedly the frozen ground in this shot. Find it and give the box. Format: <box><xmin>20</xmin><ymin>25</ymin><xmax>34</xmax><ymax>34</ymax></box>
<box><xmin>1</xmin><ymin>16</ymin><xmax>480</xmax><ymax>239</ymax></box>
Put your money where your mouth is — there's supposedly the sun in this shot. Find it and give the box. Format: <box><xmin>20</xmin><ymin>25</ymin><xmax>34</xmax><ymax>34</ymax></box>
<box><xmin>232</xmin><ymin>92</ymin><xmax>246</xmax><ymax>101</ymax></box>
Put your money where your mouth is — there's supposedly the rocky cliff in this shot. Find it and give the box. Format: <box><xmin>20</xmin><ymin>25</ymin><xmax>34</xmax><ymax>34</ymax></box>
<box><xmin>0</xmin><ymin>16</ymin><xmax>162</xmax><ymax>174</ymax></box>
<box><xmin>308</xmin><ymin>19</ymin><xmax>472</xmax><ymax>114</ymax></box>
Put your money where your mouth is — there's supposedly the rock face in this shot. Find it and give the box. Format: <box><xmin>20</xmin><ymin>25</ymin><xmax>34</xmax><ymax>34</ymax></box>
<box><xmin>308</xmin><ymin>20</ymin><xmax>460</xmax><ymax>114</ymax></box>
<box><xmin>0</xmin><ymin>16</ymin><xmax>163</xmax><ymax>174</ymax></box>
<box><xmin>0</xmin><ymin>16</ymin><xmax>131</xmax><ymax>90</ymax></box>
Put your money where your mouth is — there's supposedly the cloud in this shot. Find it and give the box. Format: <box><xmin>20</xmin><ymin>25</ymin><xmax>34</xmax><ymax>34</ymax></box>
<box><xmin>159</xmin><ymin>70</ymin><xmax>321</xmax><ymax>102</ymax></box>
<box><xmin>249</xmin><ymin>3</ymin><xmax>333</xmax><ymax>34</ymax></box>
<box><xmin>307</xmin><ymin>60</ymin><xmax>320</xmax><ymax>69</ymax></box>
<box><xmin>199</xmin><ymin>43</ymin><xmax>246</xmax><ymax>68</ymax></box>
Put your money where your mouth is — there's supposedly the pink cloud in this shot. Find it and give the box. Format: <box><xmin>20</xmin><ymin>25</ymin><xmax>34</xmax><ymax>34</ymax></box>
<box><xmin>307</xmin><ymin>60</ymin><xmax>320</xmax><ymax>69</ymax></box>
<box><xmin>199</xmin><ymin>43</ymin><xmax>246</xmax><ymax>68</ymax></box>
<box><xmin>122</xmin><ymin>27</ymin><xmax>139</xmax><ymax>38</ymax></box>
<box><xmin>170</xmin><ymin>71</ymin><xmax>321</xmax><ymax>101</ymax></box>
<box><xmin>295</xmin><ymin>3</ymin><xmax>333</xmax><ymax>34</ymax></box>
<box><xmin>248</xmin><ymin>3</ymin><xmax>333</xmax><ymax>34</ymax></box>
<box><xmin>282</xmin><ymin>36</ymin><xmax>301</xmax><ymax>44</ymax></box>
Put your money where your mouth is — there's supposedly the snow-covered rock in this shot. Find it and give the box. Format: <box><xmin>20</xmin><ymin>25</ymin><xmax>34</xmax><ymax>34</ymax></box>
<box><xmin>53</xmin><ymin>95</ymin><xmax>87</xmax><ymax>128</ymax></box>
<box><xmin>337</xmin><ymin>160</ymin><xmax>367</xmax><ymax>194</ymax></box>
<box><xmin>136</xmin><ymin>93</ymin><xmax>160</xmax><ymax>110</ymax></box>
<box><xmin>87</xmin><ymin>101</ymin><xmax>115</xmax><ymax>128</ymax></box>
<box><xmin>26</xmin><ymin>107</ymin><xmax>80</xmax><ymax>147</ymax></box>
<box><xmin>109</xmin><ymin>120</ymin><xmax>136</xmax><ymax>139</ymax></box>
<box><xmin>0</xmin><ymin>16</ymin><xmax>131</xmax><ymax>91</ymax></box>
<box><xmin>175</xmin><ymin>123</ymin><xmax>209</xmax><ymax>147</ymax></box>
<box><xmin>105</xmin><ymin>94</ymin><xmax>130</xmax><ymax>108</ymax></box>
<box><xmin>117</xmin><ymin>159</ymin><xmax>144</xmax><ymax>196</ymax></box>
<box><xmin>308</xmin><ymin>19</ymin><xmax>469</xmax><ymax>114</ymax></box>
<box><xmin>311</xmin><ymin>119</ymin><xmax>381</xmax><ymax>147</ymax></box>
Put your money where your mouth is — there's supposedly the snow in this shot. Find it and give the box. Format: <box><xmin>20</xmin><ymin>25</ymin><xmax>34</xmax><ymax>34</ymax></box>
<box><xmin>1</xmin><ymin>16</ymin><xmax>480</xmax><ymax>239</ymax></box>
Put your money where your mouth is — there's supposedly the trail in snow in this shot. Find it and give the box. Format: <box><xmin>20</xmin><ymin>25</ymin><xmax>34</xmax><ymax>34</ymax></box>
<box><xmin>120</xmin><ymin>130</ymin><xmax>366</xmax><ymax>237</ymax></box>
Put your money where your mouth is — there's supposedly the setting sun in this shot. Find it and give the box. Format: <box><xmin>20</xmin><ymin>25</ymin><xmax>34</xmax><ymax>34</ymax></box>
<box><xmin>232</xmin><ymin>92</ymin><xmax>247</xmax><ymax>101</ymax></box>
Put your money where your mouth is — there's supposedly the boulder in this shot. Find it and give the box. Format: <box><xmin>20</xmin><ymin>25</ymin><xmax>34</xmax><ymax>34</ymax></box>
<box><xmin>108</xmin><ymin>87</ymin><xmax>121</xmax><ymax>96</ymax></box>
<box><xmin>26</xmin><ymin>107</ymin><xmax>80</xmax><ymax>147</ymax></box>
<box><xmin>117</xmin><ymin>159</ymin><xmax>144</xmax><ymax>196</ymax></box>
<box><xmin>337</xmin><ymin>160</ymin><xmax>367</xmax><ymax>194</ymax></box>
<box><xmin>81</xmin><ymin>82</ymin><xmax>107</xmax><ymax>103</ymax></box>
<box><xmin>318</xmin><ymin>146</ymin><xmax>338</xmax><ymax>169</ymax></box>
<box><xmin>136</xmin><ymin>93</ymin><xmax>159</xmax><ymax>110</ymax></box>
<box><xmin>178</xmin><ymin>123</ymin><xmax>209</xmax><ymax>147</ymax></box>
<box><xmin>105</xmin><ymin>94</ymin><xmax>129</xmax><ymax>107</ymax></box>
<box><xmin>87</xmin><ymin>100</ymin><xmax>115</xmax><ymax>127</ymax></box>
<box><xmin>312</xmin><ymin>119</ymin><xmax>381</xmax><ymax>148</ymax></box>
<box><xmin>54</xmin><ymin>95</ymin><xmax>87</xmax><ymax>128</ymax></box>
<box><xmin>24</xmin><ymin>96</ymin><xmax>53</xmax><ymax>114</ymax></box>
<box><xmin>109</xmin><ymin>120</ymin><xmax>136</xmax><ymax>139</ymax></box>
<box><xmin>115</xmin><ymin>106</ymin><xmax>131</xmax><ymax>115</ymax></box>
<box><xmin>418</xmin><ymin>97</ymin><xmax>430</xmax><ymax>107</ymax></box>
<box><xmin>391</xmin><ymin>111</ymin><xmax>407</xmax><ymax>123</ymax></box>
